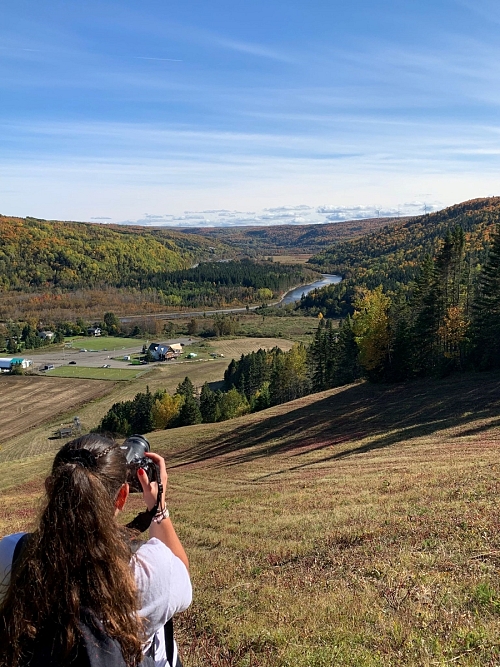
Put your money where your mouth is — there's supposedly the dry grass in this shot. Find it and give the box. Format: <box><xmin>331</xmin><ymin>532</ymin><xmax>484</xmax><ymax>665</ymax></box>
<box><xmin>3</xmin><ymin>373</ymin><xmax>500</xmax><ymax>665</ymax></box>
<box><xmin>206</xmin><ymin>337</ymin><xmax>295</xmax><ymax>358</ymax></box>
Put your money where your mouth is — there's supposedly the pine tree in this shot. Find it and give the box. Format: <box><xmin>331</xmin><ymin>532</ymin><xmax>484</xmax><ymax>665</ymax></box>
<box><xmin>334</xmin><ymin>316</ymin><xmax>361</xmax><ymax>386</ymax></box>
<box><xmin>200</xmin><ymin>383</ymin><xmax>218</xmax><ymax>423</ymax></box>
<box><xmin>177</xmin><ymin>393</ymin><xmax>202</xmax><ymax>426</ymax></box>
<box><xmin>470</xmin><ymin>223</ymin><xmax>500</xmax><ymax>368</ymax></box>
<box><xmin>176</xmin><ymin>376</ymin><xmax>195</xmax><ymax>399</ymax></box>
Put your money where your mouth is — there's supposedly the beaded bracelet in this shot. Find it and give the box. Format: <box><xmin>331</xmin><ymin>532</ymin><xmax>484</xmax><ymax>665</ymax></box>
<box><xmin>152</xmin><ymin>507</ymin><xmax>170</xmax><ymax>524</ymax></box>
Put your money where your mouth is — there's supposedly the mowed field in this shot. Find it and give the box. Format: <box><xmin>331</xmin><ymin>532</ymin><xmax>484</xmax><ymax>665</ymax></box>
<box><xmin>0</xmin><ymin>375</ymin><xmax>114</xmax><ymax>444</ymax></box>
<box><xmin>3</xmin><ymin>371</ymin><xmax>500</xmax><ymax>665</ymax></box>
<box><xmin>206</xmin><ymin>337</ymin><xmax>295</xmax><ymax>358</ymax></box>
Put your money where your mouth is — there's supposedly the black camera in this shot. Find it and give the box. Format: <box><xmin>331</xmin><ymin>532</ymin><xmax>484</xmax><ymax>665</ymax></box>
<box><xmin>121</xmin><ymin>434</ymin><xmax>160</xmax><ymax>493</ymax></box>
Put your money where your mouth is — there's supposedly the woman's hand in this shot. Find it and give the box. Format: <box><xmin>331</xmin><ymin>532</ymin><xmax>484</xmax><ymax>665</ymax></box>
<box><xmin>137</xmin><ymin>451</ymin><xmax>167</xmax><ymax>511</ymax></box>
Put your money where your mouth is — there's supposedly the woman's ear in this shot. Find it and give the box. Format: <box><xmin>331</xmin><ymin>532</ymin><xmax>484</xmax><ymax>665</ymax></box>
<box><xmin>115</xmin><ymin>483</ymin><xmax>129</xmax><ymax>512</ymax></box>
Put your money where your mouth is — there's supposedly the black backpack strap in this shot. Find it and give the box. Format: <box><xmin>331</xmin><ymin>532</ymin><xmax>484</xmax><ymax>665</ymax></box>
<box><xmin>165</xmin><ymin>618</ymin><xmax>174</xmax><ymax>666</ymax></box>
<box><xmin>165</xmin><ymin>618</ymin><xmax>182</xmax><ymax>667</ymax></box>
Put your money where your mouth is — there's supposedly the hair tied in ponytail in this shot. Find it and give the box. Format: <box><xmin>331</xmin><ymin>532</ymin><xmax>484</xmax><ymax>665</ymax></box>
<box><xmin>58</xmin><ymin>448</ymin><xmax>98</xmax><ymax>470</ymax></box>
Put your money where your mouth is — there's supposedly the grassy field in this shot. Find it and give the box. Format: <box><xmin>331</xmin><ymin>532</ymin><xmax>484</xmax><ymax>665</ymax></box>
<box><xmin>2</xmin><ymin>372</ymin><xmax>500</xmax><ymax>665</ymax></box>
<box><xmin>46</xmin><ymin>366</ymin><xmax>146</xmax><ymax>381</ymax></box>
<box><xmin>265</xmin><ymin>254</ymin><xmax>314</xmax><ymax>264</ymax></box>
<box><xmin>64</xmin><ymin>335</ymin><xmax>144</xmax><ymax>351</ymax></box>
<box><xmin>234</xmin><ymin>314</ymin><xmax>323</xmax><ymax>345</ymax></box>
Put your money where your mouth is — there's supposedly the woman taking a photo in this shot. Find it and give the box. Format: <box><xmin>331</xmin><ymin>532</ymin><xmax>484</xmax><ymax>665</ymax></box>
<box><xmin>0</xmin><ymin>433</ymin><xmax>191</xmax><ymax>667</ymax></box>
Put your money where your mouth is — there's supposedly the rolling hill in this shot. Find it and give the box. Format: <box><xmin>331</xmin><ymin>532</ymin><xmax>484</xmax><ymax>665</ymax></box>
<box><xmin>2</xmin><ymin>371</ymin><xmax>500</xmax><ymax>665</ymax></box>
<box><xmin>0</xmin><ymin>215</ymin><xmax>231</xmax><ymax>291</ymax></box>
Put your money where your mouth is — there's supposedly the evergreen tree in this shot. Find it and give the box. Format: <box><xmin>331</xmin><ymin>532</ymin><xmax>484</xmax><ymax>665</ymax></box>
<box><xmin>470</xmin><ymin>223</ymin><xmax>500</xmax><ymax>368</ymax></box>
<box><xmin>129</xmin><ymin>388</ymin><xmax>155</xmax><ymax>434</ymax></box>
<box><xmin>177</xmin><ymin>393</ymin><xmax>202</xmax><ymax>426</ymax></box>
<box><xmin>333</xmin><ymin>316</ymin><xmax>361</xmax><ymax>386</ymax></box>
<box><xmin>176</xmin><ymin>376</ymin><xmax>195</xmax><ymax>399</ymax></box>
<box><xmin>200</xmin><ymin>383</ymin><xmax>218</xmax><ymax>423</ymax></box>
<box><xmin>310</xmin><ymin>320</ymin><xmax>327</xmax><ymax>391</ymax></box>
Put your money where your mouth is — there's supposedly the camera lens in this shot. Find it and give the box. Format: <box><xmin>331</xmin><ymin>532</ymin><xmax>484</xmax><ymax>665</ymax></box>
<box><xmin>121</xmin><ymin>434</ymin><xmax>150</xmax><ymax>463</ymax></box>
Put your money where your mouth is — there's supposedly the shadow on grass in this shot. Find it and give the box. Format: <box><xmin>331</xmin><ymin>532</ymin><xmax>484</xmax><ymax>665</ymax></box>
<box><xmin>173</xmin><ymin>372</ymin><xmax>500</xmax><ymax>469</ymax></box>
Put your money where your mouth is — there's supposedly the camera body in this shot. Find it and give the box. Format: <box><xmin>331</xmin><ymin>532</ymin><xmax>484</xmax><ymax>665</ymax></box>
<box><xmin>121</xmin><ymin>434</ymin><xmax>159</xmax><ymax>493</ymax></box>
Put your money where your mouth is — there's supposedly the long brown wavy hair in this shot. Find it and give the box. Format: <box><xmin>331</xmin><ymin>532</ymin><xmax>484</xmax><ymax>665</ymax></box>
<box><xmin>0</xmin><ymin>434</ymin><xmax>144</xmax><ymax>667</ymax></box>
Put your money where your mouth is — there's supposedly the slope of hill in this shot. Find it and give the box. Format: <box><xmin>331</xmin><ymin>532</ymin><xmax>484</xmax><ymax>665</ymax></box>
<box><xmin>307</xmin><ymin>197</ymin><xmax>500</xmax><ymax>290</ymax></box>
<box><xmin>181</xmin><ymin>216</ymin><xmax>405</xmax><ymax>255</ymax></box>
<box><xmin>3</xmin><ymin>372</ymin><xmax>500</xmax><ymax>665</ymax></box>
<box><xmin>0</xmin><ymin>215</ymin><xmax>230</xmax><ymax>291</ymax></box>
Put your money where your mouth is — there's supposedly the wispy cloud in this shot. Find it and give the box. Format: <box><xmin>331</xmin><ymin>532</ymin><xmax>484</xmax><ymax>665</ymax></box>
<box><xmin>134</xmin><ymin>56</ymin><xmax>183</xmax><ymax>62</ymax></box>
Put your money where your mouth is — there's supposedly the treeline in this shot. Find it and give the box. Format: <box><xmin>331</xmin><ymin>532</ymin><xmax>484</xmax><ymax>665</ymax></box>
<box><xmin>300</xmin><ymin>197</ymin><xmax>500</xmax><ymax>316</ymax></box>
<box><xmin>97</xmin><ymin>345</ymin><xmax>310</xmax><ymax>436</ymax></box>
<box><xmin>98</xmin><ymin>377</ymin><xmax>252</xmax><ymax>435</ymax></box>
<box><xmin>139</xmin><ymin>260</ymin><xmax>319</xmax><ymax>307</ymax></box>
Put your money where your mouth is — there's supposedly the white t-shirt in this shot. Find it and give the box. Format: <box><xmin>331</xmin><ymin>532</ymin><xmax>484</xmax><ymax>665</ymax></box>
<box><xmin>0</xmin><ymin>533</ymin><xmax>192</xmax><ymax>667</ymax></box>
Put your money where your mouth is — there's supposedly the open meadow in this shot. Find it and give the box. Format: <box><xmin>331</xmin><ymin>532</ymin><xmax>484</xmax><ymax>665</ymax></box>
<box><xmin>2</xmin><ymin>371</ymin><xmax>500</xmax><ymax>665</ymax></box>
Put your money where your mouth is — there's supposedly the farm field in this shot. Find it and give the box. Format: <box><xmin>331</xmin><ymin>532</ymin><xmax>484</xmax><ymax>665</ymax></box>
<box><xmin>3</xmin><ymin>372</ymin><xmax>500</xmax><ymax>665</ymax></box>
<box><xmin>0</xmin><ymin>337</ymin><xmax>296</xmax><ymax>470</ymax></box>
<box><xmin>46</xmin><ymin>366</ymin><xmax>146</xmax><ymax>381</ymax></box>
<box><xmin>265</xmin><ymin>254</ymin><xmax>313</xmax><ymax>264</ymax></box>
<box><xmin>63</xmin><ymin>335</ymin><xmax>145</xmax><ymax>351</ymax></box>
<box><xmin>0</xmin><ymin>376</ymin><xmax>114</xmax><ymax>445</ymax></box>
<box><xmin>205</xmin><ymin>336</ymin><xmax>295</xmax><ymax>358</ymax></box>
<box><xmin>235</xmin><ymin>314</ymin><xmax>324</xmax><ymax>344</ymax></box>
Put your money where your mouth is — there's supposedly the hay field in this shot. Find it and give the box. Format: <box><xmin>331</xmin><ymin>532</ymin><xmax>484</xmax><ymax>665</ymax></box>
<box><xmin>0</xmin><ymin>376</ymin><xmax>114</xmax><ymax>445</ymax></box>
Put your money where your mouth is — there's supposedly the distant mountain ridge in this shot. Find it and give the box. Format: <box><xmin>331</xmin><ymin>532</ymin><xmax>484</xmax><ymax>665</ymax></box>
<box><xmin>181</xmin><ymin>216</ymin><xmax>405</xmax><ymax>254</ymax></box>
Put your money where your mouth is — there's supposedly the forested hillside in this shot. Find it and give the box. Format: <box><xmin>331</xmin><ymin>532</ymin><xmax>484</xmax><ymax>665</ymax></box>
<box><xmin>183</xmin><ymin>216</ymin><xmax>403</xmax><ymax>254</ymax></box>
<box><xmin>0</xmin><ymin>215</ymin><xmax>229</xmax><ymax>291</ymax></box>
<box><xmin>300</xmin><ymin>198</ymin><xmax>500</xmax><ymax>317</ymax></box>
<box><xmin>309</xmin><ymin>198</ymin><xmax>500</xmax><ymax>288</ymax></box>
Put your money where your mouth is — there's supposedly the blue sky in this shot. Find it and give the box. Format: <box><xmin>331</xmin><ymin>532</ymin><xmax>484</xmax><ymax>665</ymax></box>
<box><xmin>1</xmin><ymin>0</ymin><xmax>499</xmax><ymax>226</ymax></box>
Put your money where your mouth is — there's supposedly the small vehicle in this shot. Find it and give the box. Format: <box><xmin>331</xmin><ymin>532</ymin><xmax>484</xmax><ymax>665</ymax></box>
<box><xmin>102</xmin><ymin>364</ymin><xmax>111</xmax><ymax>368</ymax></box>
<box><xmin>69</xmin><ymin>361</ymin><xmax>77</xmax><ymax>365</ymax></box>
<box><xmin>80</xmin><ymin>348</ymin><xmax>87</xmax><ymax>352</ymax></box>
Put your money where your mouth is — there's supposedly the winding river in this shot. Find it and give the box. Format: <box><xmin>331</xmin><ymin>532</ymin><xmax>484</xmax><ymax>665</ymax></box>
<box><xmin>280</xmin><ymin>274</ymin><xmax>342</xmax><ymax>305</ymax></box>
<box><xmin>120</xmin><ymin>273</ymin><xmax>342</xmax><ymax>322</ymax></box>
